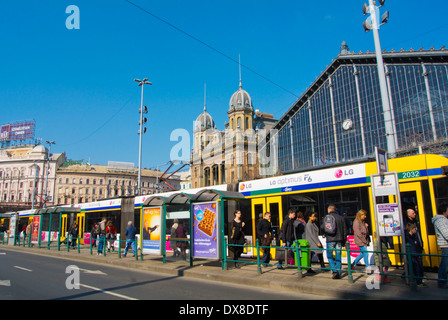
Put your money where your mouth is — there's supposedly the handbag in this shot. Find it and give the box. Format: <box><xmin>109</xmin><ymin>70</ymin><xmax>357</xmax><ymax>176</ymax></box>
<box><xmin>275</xmin><ymin>247</ymin><xmax>286</xmax><ymax>261</ymax></box>
<box><xmin>261</xmin><ymin>234</ymin><xmax>272</xmax><ymax>247</ymax></box>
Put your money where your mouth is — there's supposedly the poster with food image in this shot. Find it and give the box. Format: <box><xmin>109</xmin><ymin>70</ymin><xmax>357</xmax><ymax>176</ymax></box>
<box><xmin>192</xmin><ymin>202</ymin><xmax>219</xmax><ymax>259</ymax></box>
<box><xmin>31</xmin><ymin>215</ymin><xmax>41</xmax><ymax>244</ymax></box>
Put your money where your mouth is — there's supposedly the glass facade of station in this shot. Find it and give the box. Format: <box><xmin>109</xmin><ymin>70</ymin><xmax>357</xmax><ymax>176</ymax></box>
<box><xmin>276</xmin><ymin>50</ymin><xmax>448</xmax><ymax>173</ymax></box>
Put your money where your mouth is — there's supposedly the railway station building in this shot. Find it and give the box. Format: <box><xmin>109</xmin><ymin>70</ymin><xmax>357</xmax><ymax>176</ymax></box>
<box><xmin>272</xmin><ymin>44</ymin><xmax>448</xmax><ymax>175</ymax></box>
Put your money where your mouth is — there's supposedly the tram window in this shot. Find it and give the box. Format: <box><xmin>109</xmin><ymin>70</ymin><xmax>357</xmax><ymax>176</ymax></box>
<box><xmin>254</xmin><ymin>204</ymin><xmax>264</xmax><ymax>222</ymax></box>
<box><xmin>238</xmin><ymin>200</ymin><xmax>252</xmax><ymax>236</ymax></box>
<box><xmin>342</xmin><ymin>189</ymin><xmax>358</xmax><ymax>202</ymax></box>
<box><xmin>287</xmin><ymin>193</ymin><xmax>319</xmax><ymax>217</ymax></box>
<box><xmin>323</xmin><ymin>187</ymin><xmax>370</xmax><ymax>236</ymax></box>
<box><xmin>434</xmin><ymin>177</ymin><xmax>448</xmax><ymax>205</ymax></box>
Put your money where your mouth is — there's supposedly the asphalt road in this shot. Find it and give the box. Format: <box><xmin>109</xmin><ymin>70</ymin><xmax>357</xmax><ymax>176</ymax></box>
<box><xmin>0</xmin><ymin>249</ymin><xmax>328</xmax><ymax>301</ymax></box>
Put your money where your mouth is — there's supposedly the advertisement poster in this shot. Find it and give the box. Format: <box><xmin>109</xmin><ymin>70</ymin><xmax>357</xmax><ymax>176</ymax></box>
<box><xmin>192</xmin><ymin>202</ymin><xmax>219</xmax><ymax>259</ymax></box>
<box><xmin>8</xmin><ymin>214</ymin><xmax>17</xmax><ymax>239</ymax></box>
<box><xmin>142</xmin><ymin>207</ymin><xmax>162</xmax><ymax>254</ymax></box>
<box><xmin>377</xmin><ymin>203</ymin><xmax>402</xmax><ymax>237</ymax></box>
<box><xmin>31</xmin><ymin>216</ymin><xmax>41</xmax><ymax>244</ymax></box>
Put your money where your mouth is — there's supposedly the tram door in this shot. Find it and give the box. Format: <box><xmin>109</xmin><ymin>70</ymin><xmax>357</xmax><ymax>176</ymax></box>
<box><xmin>76</xmin><ymin>213</ymin><xmax>85</xmax><ymax>245</ymax></box>
<box><xmin>400</xmin><ymin>182</ymin><xmax>435</xmax><ymax>268</ymax></box>
<box><xmin>251</xmin><ymin>196</ymin><xmax>283</xmax><ymax>257</ymax></box>
<box><xmin>60</xmin><ymin>214</ymin><xmax>68</xmax><ymax>242</ymax></box>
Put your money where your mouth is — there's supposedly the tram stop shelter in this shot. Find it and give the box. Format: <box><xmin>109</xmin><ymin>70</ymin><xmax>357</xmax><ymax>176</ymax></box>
<box><xmin>142</xmin><ymin>192</ymin><xmax>194</xmax><ymax>263</ymax></box>
<box><xmin>189</xmin><ymin>189</ymin><xmax>245</xmax><ymax>270</ymax></box>
<box><xmin>33</xmin><ymin>206</ymin><xmax>81</xmax><ymax>250</ymax></box>
<box><xmin>141</xmin><ymin>189</ymin><xmax>245</xmax><ymax>269</ymax></box>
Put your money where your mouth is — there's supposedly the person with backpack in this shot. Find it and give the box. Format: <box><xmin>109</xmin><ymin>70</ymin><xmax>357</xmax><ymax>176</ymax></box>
<box><xmin>321</xmin><ymin>204</ymin><xmax>348</xmax><ymax>279</ymax></box>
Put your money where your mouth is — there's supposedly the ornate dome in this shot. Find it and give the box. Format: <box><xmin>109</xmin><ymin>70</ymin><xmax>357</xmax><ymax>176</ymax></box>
<box><xmin>229</xmin><ymin>83</ymin><xmax>253</xmax><ymax>111</ymax></box>
<box><xmin>31</xmin><ymin>145</ymin><xmax>46</xmax><ymax>154</ymax></box>
<box><xmin>194</xmin><ymin>108</ymin><xmax>215</xmax><ymax>132</ymax></box>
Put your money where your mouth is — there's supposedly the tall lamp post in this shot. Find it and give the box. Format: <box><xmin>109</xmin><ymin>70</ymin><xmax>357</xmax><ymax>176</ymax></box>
<box><xmin>43</xmin><ymin>140</ymin><xmax>55</xmax><ymax>208</ymax></box>
<box><xmin>134</xmin><ymin>78</ymin><xmax>151</xmax><ymax>195</ymax></box>
<box><xmin>362</xmin><ymin>0</ymin><xmax>396</xmax><ymax>156</ymax></box>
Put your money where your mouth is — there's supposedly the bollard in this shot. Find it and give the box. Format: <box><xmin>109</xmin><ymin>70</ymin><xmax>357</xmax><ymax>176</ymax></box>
<box><xmin>135</xmin><ymin>238</ymin><xmax>138</xmax><ymax>261</ymax></box>
<box><xmin>118</xmin><ymin>237</ymin><xmax>121</xmax><ymax>258</ymax></box>
<box><xmin>77</xmin><ymin>236</ymin><xmax>80</xmax><ymax>253</ymax></box>
<box><xmin>346</xmin><ymin>241</ymin><xmax>353</xmax><ymax>283</ymax></box>
<box><xmin>295</xmin><ymin>244</ymin><xmax>303</xmax><ymax>279</ymax></box>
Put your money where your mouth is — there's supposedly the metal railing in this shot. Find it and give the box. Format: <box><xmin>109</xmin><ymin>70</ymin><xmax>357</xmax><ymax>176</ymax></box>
<box><xmin>2</xmin><ymin>230</ymin><xmax>446</xmax><ymax>290</ymax></box>
<box><xmin>225</xmin><ymin>239</ymin><xmax>446</xmax><ymax>289</ymax></box>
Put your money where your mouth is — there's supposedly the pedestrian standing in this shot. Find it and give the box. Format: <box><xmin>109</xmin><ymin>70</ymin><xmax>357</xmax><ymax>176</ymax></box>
<box><xmin>294</xmin><ymin>211</ymin><xmax>306</xmax><ymax>240</ymax></box>
<box><xmin>97</xmin><ymin>217</ymin><xmax>107</xmax><ymax>255</ymax></box>
<box><xmin>229</xmin><ymin>210</ymin><xmax>246</xmax><ymax>268</ymax></box>
<box><xmin>176</xmin><ymin>221</ymin><xmax>189</xmax><ymax>261</ymax></box>
<box><xmin>304</xmin><ymin>211</ymin><xmax>325</xmax><ymax>270</ymax></box>
<box><xmin>404</xmin><ymin>208</ymin><xmax>424</xmax><ymax>251</ymax></box>
<box><xmin>123</xmin><ymin>221</ymin><xmax>137</xmax><ymax>257</ymax></box>
<box><xmin>69</xmin><ymin>222</ymin><xmax>78</xmax><ymax>248</ymax></box>
<box><xmin>432</xmin><ymin>202</ymin><xmax>448</xmax><ymax>288</ymax></box>
<box><xmin>170</xmin><ymin>219</ymin><xmax>180</xmax><ymax>257</ymax></box>
<box><xmin>278</xmin><ymin>209</ymin><xmax>296</xmax><ymax>269</ymax></box>
<box><xmin>351</xmin><ymin>209</ymin><xmax>372</xmax><ymax>273</ymax></box>
<box><xmin>91</xmin><ymin>223</ymin><xmax>98</xmax><ymax>248</ymax></box>
<box><xmin>256</xmin><ymin>212</ymin><xmax>275</xmax><ymax>266</ymax></box>
<box><xmin>321</xmin><ymin>204</ymin><xmax>348</xmax><ymax>279</ymax></box>
<box><xmin>405</xmin><ymin>222</ymin><xmax>426</xmax><ymax>287</ymax></box>
<box><xmin>106</xmin><ymin>220</ymin><xmax>117</xmax><ymax>252</ymax></box>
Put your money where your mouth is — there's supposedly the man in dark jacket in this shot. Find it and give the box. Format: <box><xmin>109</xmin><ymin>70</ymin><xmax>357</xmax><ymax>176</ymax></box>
<box><xmin>277</xmin><ymin>209</ymin><xmax>296</xmax><ymax>269</ymax></box>
<box><xmin>257</xmin><ymin>212</ymin><xmax>275</xmax><ymax>266</ymax></box>
<box><xmin>322</xmin><ymin>204</ymin><xmax>347</xmax><ymax>279</ymax></box>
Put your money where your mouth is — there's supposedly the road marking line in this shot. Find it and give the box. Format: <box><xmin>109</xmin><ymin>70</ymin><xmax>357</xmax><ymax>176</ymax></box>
<box><xmin>14</xmin><ymin>266</ymin><xmax>32</xmax><ymax>272</ymax></box>
<box><xmin>0</xmin><ymin>280</ymin><xmax>11</xmax><ymax>286</ymax></box>
<box><xmin>80</xmin><ymin>284</ymin><xmax>138</xmax><ymax>300</ymax></box>
<box><xmin>0</xmin><ymin>253</ymin><xmax>6</xmax><ymax>255</ymax></box>
<box><xmin>79</xmin><ymin>268</ymin><xmax>107</xmax><ymax>275</ymax></box>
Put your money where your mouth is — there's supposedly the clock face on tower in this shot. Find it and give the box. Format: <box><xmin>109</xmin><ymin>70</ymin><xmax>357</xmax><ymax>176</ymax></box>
<box><xmin>342</xmin><ymin>118</ymin><xmax>353</xmax><ymax>131</ymax></box>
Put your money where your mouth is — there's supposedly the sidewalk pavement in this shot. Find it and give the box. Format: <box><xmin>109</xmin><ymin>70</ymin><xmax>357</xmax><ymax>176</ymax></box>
<box><xmin>1</xmin><ymin>243</ymin><xmax>447</xmax><ymax>300</ymax></box>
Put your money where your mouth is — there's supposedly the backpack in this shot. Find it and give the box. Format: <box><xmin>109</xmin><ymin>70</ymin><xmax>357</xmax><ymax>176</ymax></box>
<box><xmin>99</xmin><ymin>222</ymin><xmax>106</xmax><ymax>235</ymax></box>
<box><xmin>323</xmin><ymin>214</ymin><xmax>337</xmax><ymax>236</ymax></box>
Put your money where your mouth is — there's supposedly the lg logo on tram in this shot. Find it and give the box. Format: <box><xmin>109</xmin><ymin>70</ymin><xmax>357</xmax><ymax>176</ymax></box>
<box><xmin>334</xmin><ymin>169</ymin><xmax>354</xmax><ymax>179</ymax></box>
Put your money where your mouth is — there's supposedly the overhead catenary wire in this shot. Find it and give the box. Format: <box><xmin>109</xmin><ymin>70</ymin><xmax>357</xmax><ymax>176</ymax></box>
<box><xmin>125</xmin><ymin>0</ymin><xmax>300</xmax><ymax>100</ymax></box>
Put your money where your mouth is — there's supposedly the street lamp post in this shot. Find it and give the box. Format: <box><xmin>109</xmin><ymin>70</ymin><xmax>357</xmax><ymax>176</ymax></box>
<box><xmin>134</xmin><ymin>78</ymin><xmax>152</xmax><ymax>195</ymax></box>
<box><xmin>362</xmin><ymin>0</ymin><xmax>396</xmax><ymax>156</ymax></box>
<box><xmin>43</xmin><ymin>141</ymin><xmax>55</xmax><ymax>208</ymax></box>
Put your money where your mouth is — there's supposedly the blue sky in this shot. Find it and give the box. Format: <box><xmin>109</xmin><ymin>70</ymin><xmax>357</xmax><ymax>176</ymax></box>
<box><xmin>0</xmin><ymin>0</ymin><xmax>446</xmax><ymax>171</ymax></box>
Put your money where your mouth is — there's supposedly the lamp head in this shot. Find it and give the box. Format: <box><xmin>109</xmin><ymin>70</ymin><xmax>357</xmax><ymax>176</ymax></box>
<box><xmin>362</xmin><ymin>3</ymin><xmax>369</xmax><ymax>15</ymax></box>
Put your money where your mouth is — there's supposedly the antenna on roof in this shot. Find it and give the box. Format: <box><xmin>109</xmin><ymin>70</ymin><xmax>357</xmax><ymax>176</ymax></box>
<box><xmin>203</xmin><ymin>83</ymin><xmax>207</xmax><ymax>112</ymax></box>
<box><xmin>239</xmin><ymin>54</ymin><xmax>242</xmax><ymax>89</ymax></box>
